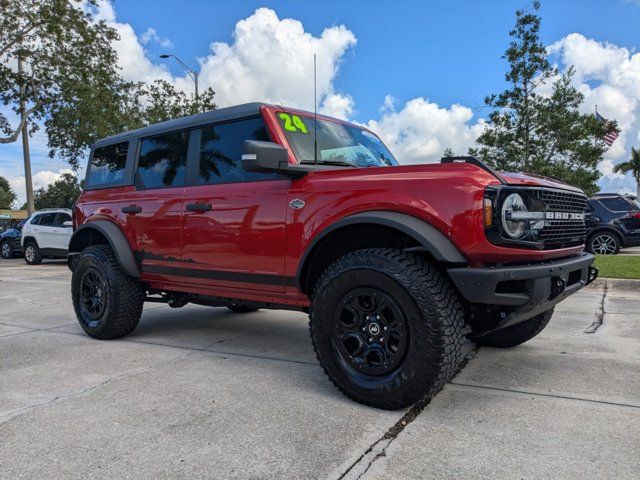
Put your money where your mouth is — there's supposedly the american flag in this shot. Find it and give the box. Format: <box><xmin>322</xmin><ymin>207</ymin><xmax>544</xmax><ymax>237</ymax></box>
<box><xmin>596</xmin><ymin>111</ymin><xmax>619</xmax><ymax>146</ymax></box>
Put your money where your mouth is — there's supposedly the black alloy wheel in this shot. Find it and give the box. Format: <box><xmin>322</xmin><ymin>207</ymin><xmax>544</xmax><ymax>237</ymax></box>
<box><xmin>79</xmin><ymin>268</ymin><xmax>108</xmax><ymax>328</ymax></box>
<box><xmin>333</xmin><ymin>288</ymin><xmax>408</xmax><ymax>376</ymax></box>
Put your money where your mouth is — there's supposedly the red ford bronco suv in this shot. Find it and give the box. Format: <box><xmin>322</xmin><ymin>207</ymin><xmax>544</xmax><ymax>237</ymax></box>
<box><xmin>69</xmin><ymin>103</ymin><xmax>597</xmax><ymax>409</ymax></box>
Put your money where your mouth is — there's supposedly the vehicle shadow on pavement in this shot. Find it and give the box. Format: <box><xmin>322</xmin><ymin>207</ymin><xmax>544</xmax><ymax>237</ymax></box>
<box><xmin>126</xmin><ymin>304</ymin><xmax>318</xmax><ymax>365</ymax></box>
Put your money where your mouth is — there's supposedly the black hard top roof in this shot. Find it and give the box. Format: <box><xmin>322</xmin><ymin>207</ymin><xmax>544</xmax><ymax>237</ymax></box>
<box><xmin>94</xmin><ymin>102</ymin><xmax>266</xmax><ymax>147</ymax></box>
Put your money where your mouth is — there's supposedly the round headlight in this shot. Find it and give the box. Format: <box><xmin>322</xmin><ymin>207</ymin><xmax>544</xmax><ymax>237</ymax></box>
<box><xmin>501</xmin><ymin>193</ymin><xmax>529</xmax><ymax>239</ymax></box>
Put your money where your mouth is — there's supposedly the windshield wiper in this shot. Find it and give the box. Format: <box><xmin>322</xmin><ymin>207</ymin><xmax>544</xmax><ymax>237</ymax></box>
<box><xmin>301</xmin><ymin>160</ymin><xmax>357</xmax><ymax>168</ymax></box>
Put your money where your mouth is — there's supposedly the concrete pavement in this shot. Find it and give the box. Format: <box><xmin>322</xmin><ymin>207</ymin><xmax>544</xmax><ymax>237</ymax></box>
<box><xmin>1</xmin><ymin>259</ymin><xmax>638</xmax><ymax>479</ymax></box>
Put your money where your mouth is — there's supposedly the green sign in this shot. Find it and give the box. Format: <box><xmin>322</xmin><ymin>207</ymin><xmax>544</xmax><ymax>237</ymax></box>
<box><xmin>278</xmin><ymin>113</ymin><xmax>309</xmax><ymax>134</ymax></box>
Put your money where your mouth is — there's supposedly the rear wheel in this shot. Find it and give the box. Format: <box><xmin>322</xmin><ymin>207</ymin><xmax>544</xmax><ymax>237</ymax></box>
<box><xmin>472</xmin><ymin>308</ymin><xmax>554</xmax><ymax>348</ymax></box>
<box><xmin>587</xmin><ymin>232</ymin><xmax>620</xmax><ymax>255</ymax></box>
<box><xmin>310</xmin><ymin>248</ymin><xmax>465</xmax><ymax>410</ymax></box>
<box><xmin>72</xmin><ymin>245</ymin><xmax>145</xmax><ymax>339</ymax></box>
<box><xmin>24</xmin><ymin>242</ymin><xmax>42</xmax><ymax>265</ymax></box>
<box><xmin>1</xmin><ymin>240</ymin><xmax>13</xmax><ymax>259</ymax></box>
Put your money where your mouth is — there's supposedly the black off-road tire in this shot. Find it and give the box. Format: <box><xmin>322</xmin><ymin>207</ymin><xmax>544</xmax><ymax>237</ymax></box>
<box><xmin>72</xmin><ymin>245</ymin><xmax>145</xmax><ymax>339</ymax></box>
<box><xmin>310</xmin><ymin>248</ymin><xmax>466</xmax><ymax>410</ymax></box>
<box><xmin>1</xmin><ymin>240</ymin><xmax>13</xmax><ymax>259</ymax></box>
<box><xmin>227</xmin><ymin>304</ymin><xmax>259</xmax><ymax>313</ymax></box>
<box><xmin>473</xmin><ymin>308</ymin><xmax>554</xmax><ymax>348</ymax></box>
<box><xmin>24</xmin><ymin>241</ymin><xmax>42</xmax><ymax>265</ymax></box>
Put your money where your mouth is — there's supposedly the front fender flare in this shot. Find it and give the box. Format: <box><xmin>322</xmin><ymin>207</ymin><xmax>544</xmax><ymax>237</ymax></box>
<box><xmin>69</xmin><ymin>221</ymin><xmax>140</xmax><ymax>278</ymax></box>
<box><xmin>296</xmin><ymin>210</ymin><xmax>468</xmax><ymax>289</ymax></box>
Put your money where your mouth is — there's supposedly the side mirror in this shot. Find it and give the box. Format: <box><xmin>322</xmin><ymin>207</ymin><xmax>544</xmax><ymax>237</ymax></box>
<box><xmin>63</xmin><ymin>220</ymin><xmax>73</xmax><ymax>228</ymax></box>
<box><xmin>242</xmin><ymin>140</ymin><xmax>289</xmax><ymax>173</ymax></box>
<box><xmin>241</xmin><ymin>140</ymin><xmax>312</xmax><ymax>178</ymax></box>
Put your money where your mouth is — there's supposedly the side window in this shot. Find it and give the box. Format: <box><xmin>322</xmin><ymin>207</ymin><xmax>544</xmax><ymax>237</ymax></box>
<box><xmin>52</xmin><ymin>213</ymin><xmax>71</xmax><ymax>227</ymax></box>
<box><xmin>599</xmin><ymin>197</ymin><xmax>634</xmax><ymax>212</ymax></box>
<box><xmin>87</xmin><ymin>142</ymin><xmax>129</xmax><ymax>187</ymax></box>
<box><xmin>137</xmin><ymin>130</ymin><xmax>189</xmax><ymax>189</ymax></box>
<box><xmin>37</xmin><ymin>213</ymin><xmax>56</xmax><ymax>227</ymax></box>
<box><xmin>30</xmin><ymin>215</ymin><xmax>41</xmax><ymax>226</ymax></box>
<box><xmin>198</xmin><ymin>117</ymin><xmax>280</xmax><ymax>185</ymax></box>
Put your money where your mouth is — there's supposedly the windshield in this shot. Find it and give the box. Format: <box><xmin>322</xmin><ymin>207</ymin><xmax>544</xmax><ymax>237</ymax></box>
<box><xmin>277</xmin><ymin>112</ymin><xmax>397</xmax><ymax>167</ymax></box>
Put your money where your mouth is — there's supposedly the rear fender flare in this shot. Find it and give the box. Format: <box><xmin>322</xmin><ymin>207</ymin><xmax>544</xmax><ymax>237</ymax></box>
<box><xmin>69</xmin><ymin>221</ymin><xmax>140</xmax><ymax>278</ymax></box>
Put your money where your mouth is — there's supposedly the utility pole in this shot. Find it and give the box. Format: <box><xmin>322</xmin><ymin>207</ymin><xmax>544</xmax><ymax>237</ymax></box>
<box><xmin>18</xmin><ymin>54</ymin><xmax>34</xmax><ymax>214</ymax></box>
<box><xmin>159</xmin><ymin>54</ymin><xmax>200</xmax><ymax>112</ymax></box>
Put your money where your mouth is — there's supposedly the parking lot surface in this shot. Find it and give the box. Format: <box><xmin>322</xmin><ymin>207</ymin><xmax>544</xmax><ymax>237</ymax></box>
<box><xmin>1</xmin><ymin>258</ymin><xmax>639</xmax><ymax>479</ymax></box>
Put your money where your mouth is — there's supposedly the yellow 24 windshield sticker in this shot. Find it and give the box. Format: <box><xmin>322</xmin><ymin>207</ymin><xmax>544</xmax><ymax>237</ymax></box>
<box><xmin>278</xmin><ymin>113</ymin><xmax>309</xmax><ymax>134</ymax></box>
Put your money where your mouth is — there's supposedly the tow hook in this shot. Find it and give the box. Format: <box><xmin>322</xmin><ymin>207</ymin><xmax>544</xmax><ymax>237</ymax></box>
<box><xmin>549</xmin><ymin>277</ymin><xmax>566</xmax><ymax>300</ymax></box>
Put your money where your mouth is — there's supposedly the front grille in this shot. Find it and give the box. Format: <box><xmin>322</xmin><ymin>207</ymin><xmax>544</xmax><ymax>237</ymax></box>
<box><xmin>532</xmin><ymin>189</ymin><xmax>588</xmax><ymax>249</ymax></box>
<box><xmin>536</xmin><ymin>189</ymin><xmax>587</xmax><ymax>213</ymax></box>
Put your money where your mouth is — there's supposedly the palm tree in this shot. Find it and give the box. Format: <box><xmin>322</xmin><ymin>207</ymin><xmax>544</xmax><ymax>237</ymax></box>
<box><xmin>613</xmin><ymin>147</ymin><xmax>640</xmax><ymax>197</ymax></box>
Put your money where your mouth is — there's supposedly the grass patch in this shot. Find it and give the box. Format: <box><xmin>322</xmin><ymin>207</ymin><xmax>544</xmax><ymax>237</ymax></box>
<box><xmin>593</xmin><ymin>255</ymin><xmax>640</xmax><ymax>280</ymax></box>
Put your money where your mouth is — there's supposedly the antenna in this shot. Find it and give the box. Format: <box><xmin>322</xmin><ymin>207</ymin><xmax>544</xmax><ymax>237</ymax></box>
<box><xmin>314</xmin><ymin>53</ymin><xmax>318</xmax><ymax>165</ymax></box>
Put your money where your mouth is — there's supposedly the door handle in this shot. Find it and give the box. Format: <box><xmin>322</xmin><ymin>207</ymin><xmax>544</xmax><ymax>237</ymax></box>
<box><xmin>186</xmin><ymin>203</ymin><xmax>212</xmax><ymax>212</ymax></box>
<box><xmin>122</xmin><ymin>205</ymin><xmax>142</xmax><ymax>214</ymax></box>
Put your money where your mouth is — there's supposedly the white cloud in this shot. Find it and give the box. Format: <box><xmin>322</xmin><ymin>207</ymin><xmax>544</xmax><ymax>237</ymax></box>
<box><xmin>195</xmin><ymin>8</ymin><xmax>356</xmax><ymax>114</ymax></box>
<box><xmin>88</xmin><ymin>0</ymin><xmax>171</xmax><ymax>83</ymax></box>
<box><xmin>549</xmin><ymin>33</ymin><xmax>640</xmax><ymax>193</ymax></box>
<box><xmin>0</xmin><ymin>168</ymin><xmax>75</xmax><ymax>208</ymax></box>
<box><xmin>366</xmin><ymin>98</ymin><xmax>486</xmax><ymax>164</ymax></box>
<box><xmin>140</xmin><ymin>28</ymin><xmax>173</xmax><ymax>49</ymax></box>
<box><xmin>87</xmin><ymin>5</ymin><xmax>356</xmax><ymax>112</ymax></box>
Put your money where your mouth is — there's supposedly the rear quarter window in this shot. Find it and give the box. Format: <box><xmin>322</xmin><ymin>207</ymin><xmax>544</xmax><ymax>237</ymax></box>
<box><xmin>87</xmin><ymin>142</ymin><xmax>129</xmax><ymax>187</ymax></box>
<box><xmin>599</xmin><ymin>197</ymin><xmax>635</xmax><ymax>212</ymax></box>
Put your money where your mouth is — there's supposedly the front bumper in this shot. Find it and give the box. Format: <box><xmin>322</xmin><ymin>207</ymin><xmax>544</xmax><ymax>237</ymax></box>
<box><xmin>447</xmin><ymin>252</ymin><xmax>597</xmax><ymax>330</ymax></box>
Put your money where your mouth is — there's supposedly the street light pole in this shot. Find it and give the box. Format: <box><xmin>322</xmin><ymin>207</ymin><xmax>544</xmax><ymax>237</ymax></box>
<box><xmin>17</xmin><ymin>54</ymin><xmax>34</xmax><ymax>214</ymax></box>
<box><xmin>159</xmin><ymin>54</ymin><xmax>200</xmax><ymax>112</ymax></box>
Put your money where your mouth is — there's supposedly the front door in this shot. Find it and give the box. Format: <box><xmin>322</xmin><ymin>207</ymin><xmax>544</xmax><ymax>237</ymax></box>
<box><xmin>181</xmin><ymin>116</ymin><xmax>289</xmax><ymax>292</ymax></box>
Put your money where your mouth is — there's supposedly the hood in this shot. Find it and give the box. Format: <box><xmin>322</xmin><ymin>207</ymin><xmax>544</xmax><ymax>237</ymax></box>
<box><xmin>499</xmin><ymin>171</ymin><xmax>585</xmax><ymax>194</ymax></box>
<box><xmin>0</xmin><ymin>228</ymin><xmax>20</xmax><ymax>238</ymax></box>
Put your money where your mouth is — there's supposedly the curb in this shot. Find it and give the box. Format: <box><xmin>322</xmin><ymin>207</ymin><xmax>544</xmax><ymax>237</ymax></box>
<box><xmin>588</xmin><ymin>277</ymin><xmax>640</xmax><ymax>291</ymax></box>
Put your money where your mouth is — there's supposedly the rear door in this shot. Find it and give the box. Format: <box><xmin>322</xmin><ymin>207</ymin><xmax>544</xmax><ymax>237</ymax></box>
<box><xmin>119</xmin><ymin>129</ymin><xmax>189</xmax><ymax>284</ymax></box>
<box><xmin>181</xmin><ymin>116</ymin><xmax>289</xmax><ymax>292</ymax></box>
<box><xmin>34</xmin><ymin>213</ymin><xmax>57</xmax><ymax>250</ymax></box>
<box><xmin>51</xmin><ymin>212</ymin><xmax>73</xmax><ymax>250</ymax></box>
<box><xmin>599</xmin><ymin>197</ymin><xmax>640</xmax><ymax>234</ymax></box>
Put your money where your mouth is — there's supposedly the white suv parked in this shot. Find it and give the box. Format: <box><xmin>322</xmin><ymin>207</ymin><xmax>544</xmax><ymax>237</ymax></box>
<box><xmin>21</xmin><ymin>208</ymin><xmax>73</xmax><ymax>265</ymax></box>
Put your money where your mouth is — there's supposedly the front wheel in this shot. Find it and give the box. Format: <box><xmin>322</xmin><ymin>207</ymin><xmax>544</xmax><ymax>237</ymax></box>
<box><xmin>71</xmin><ymin>245</ymin><xmax>145</xmax><ymax>339</ymax></box>
<box><xmin>1</xmin><ymin>240</ymin><xmax>13</xmax><ymax>259</ymax></box>
<box><xmin>587</xmin><ymin>232</ymin><xmax>620</xmax><ymax>255</ymax></box>
<box><xmin>24</xmin><ymin>242</ymin><xmax>42</xmax><ymax>265</ymax></box>
<box><xmin>472</xmin><ymin>309</ymin><xmax>554</xmax><ymax>348</ymax></box>
<box><xmin>310</xmin><ymin>248</ymin><xmax>465</xmax><ymax>410</ymax></box>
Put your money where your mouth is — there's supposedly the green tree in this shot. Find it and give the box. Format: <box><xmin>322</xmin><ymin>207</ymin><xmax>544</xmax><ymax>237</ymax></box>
<box><xmin>613</xmin><ymin>147</ymin><xmax>640</xmax><ymax>197</ymax></box>
<box><xmin>0</xmin><ymin>176</ymin><xmax>17</xmax><ymax>209</ymax></box>
<box><xmin>47</xmin><ymin>79</ymin><xmax>217</xmax><ymax>168</ymax></box>
<box><xmin>0</xmin><ymin>0</ymin><xmax>120</xmax><ymax>148</ymax></box>
<box><xmin>33</xmin><ymin>172</ymin><xmax>82</xmax><ymax>209</ymax></box>
<box><xmin>471</xmin><ymin>2</ymin><xmax>615</xmax><ymax>196</ymax></box>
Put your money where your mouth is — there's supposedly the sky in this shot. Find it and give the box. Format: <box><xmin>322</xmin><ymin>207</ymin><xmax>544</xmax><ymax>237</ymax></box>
<box><xmin>2</xmin><ymin>0</ymin><xmax>640</xmax><ymax>206</ymax></box>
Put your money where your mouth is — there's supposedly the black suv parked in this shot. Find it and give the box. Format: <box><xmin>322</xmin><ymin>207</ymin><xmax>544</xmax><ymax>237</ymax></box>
<box><xmin>585</xmin><ymin>194</ymin><xmax>640</xmax><ymax>255</ymax></box>
<box><xmin>0</xmin><ymin>217</ymin><xmax>28</xmax><ymax>259</ymax></box>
